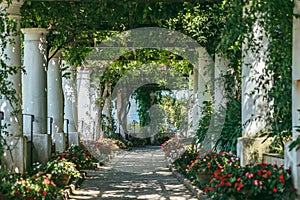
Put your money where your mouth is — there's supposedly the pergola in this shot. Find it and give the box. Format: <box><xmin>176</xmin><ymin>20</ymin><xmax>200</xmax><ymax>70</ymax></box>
<box><xmin>1</xmin><ymin>0</ymin><xmax>300</xmax><ymax>193</ymax></box>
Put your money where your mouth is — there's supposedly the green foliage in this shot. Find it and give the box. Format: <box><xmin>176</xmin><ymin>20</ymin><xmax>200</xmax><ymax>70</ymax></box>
<box><xmin>21</xmin><ymin>1</ymin><xmax>185</xmax><ymax>66</ymax></box>
<box><xmin>164</xmin><ymin>1</ymin><xmax>229</xmax><ymax>56</ymax></box>
<box><xmin>44</xmin><ymin>158</ymin><xmax>81</xmax><ymax>178</ymax></box>
<box><xmin>215</xmin><ymin>98</ymin><xmax>242</xmax><ymax>153</ymax></box>
<box><xmin>159</xmin><ymin>94</ymin><xmax>188</xmax><ymax>134</ymax></box>
<box><xmin>195</xmin><ymin>101</ymin><xmax>213</xmax><ymax>147</ymax></box>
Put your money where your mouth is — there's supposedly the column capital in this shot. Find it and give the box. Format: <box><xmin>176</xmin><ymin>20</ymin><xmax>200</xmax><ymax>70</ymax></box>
<box><xmin>21</xmin><ymin>28</ymin><xmax>48</xmax><ymax>41</ymax></box>
<box><xmin>1</xmin><ymin>0</ymin><xmax>24</xmax><ymax>17</ymax></box>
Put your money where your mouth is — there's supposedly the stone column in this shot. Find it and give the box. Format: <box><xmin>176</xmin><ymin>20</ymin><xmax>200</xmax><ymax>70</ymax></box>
<box><xmin>285</xmin><ymin>0</ymin><xmax>300</xmax><ymax>192</ymax></box>
<box><xmin>47</xmin><ymin>52</ymin><xmax>66</xmax><ymax>152</ymax></box>
<box><xmin>62</xmin><ymin>60</ymin><xmax>79</xmax><ymax>146</ymax></box>
<box><xmin>192</xmin><ymin>68</ymin><xmax>199</xmax><ymax>130</ymax></box>
<box><xmin>90</xmin><ymin>84</ymin><xmax>99</xmax><ymax>140</ymax></box>
<box><xmin>237</xmin><ymin>13</ymin><xmax>273</xmax><ymax>166</ymax></box>
<box><xmin>77</xmin><ymin>68</ymin><xmax>92</xmax><ymax>141</ymax></box>
<box><xmin>197</xmin><ymin>47</ymin><xmax>214</xmax><ymax>150</ymax></box>
<box><xmin>22</xmin><ymin>28</ymin><xmax>51</xmax><ymax>164</ymax></box>
<box><xmin>197</xmin><ymin>47</ymin><xmax>213</xmax><ymax>116</ymax></box>
<box><xmin>187</xmin><ymin>71</ymin><xmax>194</xmax><ymax>137</ymax></box>
<box><xmin>0</xmin><ymin>0</ymin><xmax>27</xmax><ymax>172</ymax></box>
<box><xmin>214</xmin><ymin>54</ymin><xmax>229</xmax><ymax>112</ymax></box>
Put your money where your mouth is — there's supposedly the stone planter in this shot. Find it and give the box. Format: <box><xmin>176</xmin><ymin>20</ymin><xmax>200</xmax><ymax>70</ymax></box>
<box><xmin>262</xmin><ymin>153</ymin><xmax>284</xmax><ymax>166</ymax></box>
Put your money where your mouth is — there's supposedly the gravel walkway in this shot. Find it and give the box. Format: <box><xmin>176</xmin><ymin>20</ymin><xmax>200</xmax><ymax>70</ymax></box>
<box><xmin>69</xmin><ymin>146</ymin><xmax>197</xmax><ymax>200</ymax></box>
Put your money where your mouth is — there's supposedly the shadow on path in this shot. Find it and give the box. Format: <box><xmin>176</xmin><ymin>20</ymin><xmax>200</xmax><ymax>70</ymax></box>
<box><xmin>69</xmin><ymin>146</ymin><xmax>197</xmax><ymax>200</ymax></box>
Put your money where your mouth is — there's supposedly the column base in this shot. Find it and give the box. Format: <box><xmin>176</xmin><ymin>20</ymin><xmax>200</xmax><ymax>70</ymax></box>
<box><xmin>68</xmin><ymin>132</ymin><xmax>80</xmax><ymax>146</ymax></box>
<box><xmin>237</xmin><ymin>136</ymin><xmax>273</xmax><ymax>166</ymax></box>
<box><xmin>25</xmin><ymin>134</ymin><xmax>51</xmax><ymax>165</ymax></box>
<box><xmin>284</xmin><ymin>141</ymin><xmax>300</xmax><ymax>195</ymax></box>
<box><xmin>3</xmin><ymin>136</ymin><xmax>27</xmax><ymax>173</ymax></box>
<box><xmin>52</xmin><ymin>133</ymin><xmax>66</xmax><ymax>153</ymax></box>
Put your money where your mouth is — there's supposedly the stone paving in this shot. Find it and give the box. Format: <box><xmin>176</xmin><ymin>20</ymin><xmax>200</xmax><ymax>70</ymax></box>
<box><xmin>69</xmin><ymin>146</ymin><xmax>198</xmax><ymax>200</ymax></box>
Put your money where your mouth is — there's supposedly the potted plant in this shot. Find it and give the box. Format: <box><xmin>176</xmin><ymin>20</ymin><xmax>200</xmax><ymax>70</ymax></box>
<box><xmin>8</xmin><ymin>172</ymin><xmax>60</xmax><ymax>199</ymax></box>
<box><xmin>173</xmin><ymin>145</ymin><xmax>199</xmax><ymax>172</ymax></box>
<box><xmin>44</xmin><ymin>158</ymin><xmax>81</xmax><ymax>187</ymax></box>
<box><xmin>52</xmin><ymin>144</ymin><xmax>98</xmax><ymax>170</ymax></box>
<box><xmin>189</xmin><ymin>151</ymin><xmax>239</xmax><ymax>185</ymax></box>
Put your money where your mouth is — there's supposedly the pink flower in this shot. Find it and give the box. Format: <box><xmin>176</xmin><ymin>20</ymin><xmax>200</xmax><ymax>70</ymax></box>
<box><xmin>254</xmin><ymin>179</ymin><xmax>259</xmax><ymax>186</ymax></box>
<box><xmin>246</xmin><ymin>172</ymin><xmax>254</xmax><ymax>179</ymax></box>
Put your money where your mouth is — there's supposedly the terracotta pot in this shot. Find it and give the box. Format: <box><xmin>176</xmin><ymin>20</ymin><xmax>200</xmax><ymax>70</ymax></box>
<box><xmin>52</xmin><ymin>174</ymin><xmax>70</xmax><ymax>187</ymax></box>
<box><xmin>195</xmin><ymin>171</ymin><xmax>213</xmax><ymax>185</ymax></box>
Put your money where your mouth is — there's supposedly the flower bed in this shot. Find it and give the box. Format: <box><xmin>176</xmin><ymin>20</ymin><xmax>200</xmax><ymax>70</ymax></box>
<box><xmin>52</xmin><ymin>143</ymin><xmax>98</xmax><ymax>170</ymax></box>
<box><xmin>160</xmin><ymin>138</ymin><xmax>297</xmax><ymax>200</ymax></box>
<box><xmin>0</xmin><ymin>143</ymin><xmax>98</xmax><ymax>199</ymax></box>
<box><xmin>204</xmin><ymin>163</ymin><xmax>296</xmax><ymax>200</ymax></box>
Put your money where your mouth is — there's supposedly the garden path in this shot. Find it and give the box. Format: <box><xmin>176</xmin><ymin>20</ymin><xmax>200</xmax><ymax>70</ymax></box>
<box><xmin>69</xmin><ymin>146</ymin><xmax>197</xmax><ymax>200</ymax></box>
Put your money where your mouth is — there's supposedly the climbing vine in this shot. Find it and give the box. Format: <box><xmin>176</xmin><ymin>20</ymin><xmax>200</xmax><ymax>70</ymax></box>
<box><xmin>20</xmin><ymin>0</ymin><xmax>296</xmax><ymax>152</ymax></box>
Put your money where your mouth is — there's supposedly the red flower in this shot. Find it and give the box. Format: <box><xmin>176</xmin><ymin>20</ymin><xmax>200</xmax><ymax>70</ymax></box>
<box><xmin>43</xmin><ymin>191</ymin><xmax>47</xmax><ymax>196</ymax></box>
<box><xmin>259</xmin><ymin>163</ymin><xmax>267</xmax><ymax>168</ymax></box>
<box><xmin>273</xmin><ymin>188</ymin><xmax>278</xmax><ymax>193</ymax></box>
<box><xmin>237</xmin><ymin>183</ymin><xmax>244</xmax><ymax>191</ymax></box>
<box><xmin>257</xmin><ymin>170</ymin><xmax>262</xmax><ymax>175</ymax></box>
<box><xmin>262</xmin><ymin>173</ymin><xmax>268</xmax><ymax>179</ymax></box>
<box><xmin>279</xmin><ymin>173</ymin><xmax>285</xmax><ymax>183</ymax></box>
<box><xmin>26</xmin><ymin>188</ymin><xmax>30</xmax><ymax>192</ymax></box>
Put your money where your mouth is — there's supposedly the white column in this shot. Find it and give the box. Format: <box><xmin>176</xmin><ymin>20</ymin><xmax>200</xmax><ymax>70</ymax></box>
<box><xmin>214</xmin><ymin>54</ymin><xmax>229</xmax><ymax>112</ymax></box>
<box><xmin>197</xmin><ymin>47</ymin><xmax>213</xmax><ymax>116</ymax></box>
<box><xmin>197</xmin><ymin>47</ymin><xmax>214</xmax><ymax>150</ymax></box>
<box><xmin>22</xmin><ymin>28</ymin><xmax>48</xmax><ymax>134</ymax></box>
<box><xmin>90</xmin><ymin>84</ymin><xmax>99</xmax><ymax>139</ymax></box>
<box><xmin>237</xmin><ymin>13</ymin><xmax>273</xmax><ymax>166</ymax></box>
<box><xmin>48</xmin><ymin>52</ymin><xmax>66</xmax><ymax>152</ymax></box>
<box><xmin>241</xmin><ymin>20</ymin><xmax>271</xmax><ymax>136</ymax></box>
<box><xmin>192</xmin><ymin>68</ymin><xmax>199</xmax><ymax>130</ymax></box>
<box><xmin>0</xmin><ymin>1</ymin><xmax>23</xmax><ymax>136</ymax></box>
<box><xmin>62</xmin><ymin>61</ymin><xmax>79</xmax><ymax>145</ymax></box>
<box><xmin>48</xmin><ymin>52</ymin><xmax>64</xmax><ymax>134</ymax></box>
<box><xmin>287</xmin><ymin>0</ymin><xmax>300</xmax><ymax>192</ymax></box>
<box><xmin>0</xmin><ymin>1</ymin><xmax>27</xmax><ymax>173</ymax></box>
<box><xmin>22</xmin><ymin>28</ymin><xmax>50</xmax><ymax>164</ymax></box>
<box><xmin>77</xmin><ymin>68</ymin><xmax>92</xmax><ymax>141</ymax></box>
